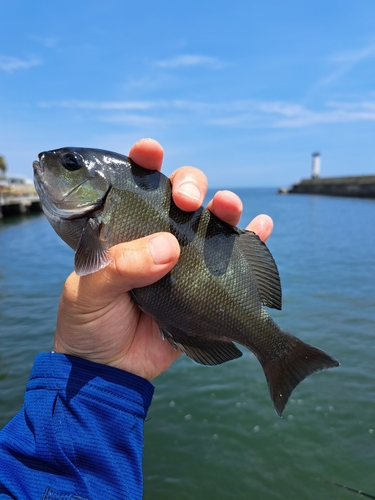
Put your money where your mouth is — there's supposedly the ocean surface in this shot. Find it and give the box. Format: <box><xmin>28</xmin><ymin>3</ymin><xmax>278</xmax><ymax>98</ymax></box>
<box><xmin>1</xmin><ymin>188</ymin><xmax>374</xmax><ymax>499</ymax></box>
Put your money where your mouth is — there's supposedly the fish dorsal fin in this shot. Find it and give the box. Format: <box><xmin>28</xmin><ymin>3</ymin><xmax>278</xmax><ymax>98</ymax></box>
<box><xmin>161</xmin><ymin>328</ymin><xmax>243</xmax><ymax>366</ymax></box>
<box><xmin>74</xmin><ymin>217</ymin><xmax>111</xmax><ymax>276</ymax></box>
<box><xmin>237</xmin><ymin>230</ymin><xmax>282</xmax><ymax>310</ymax></box>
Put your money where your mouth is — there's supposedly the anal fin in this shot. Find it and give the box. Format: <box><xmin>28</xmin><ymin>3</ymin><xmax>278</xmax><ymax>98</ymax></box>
<box><xmin>161</xmin><ymin>328</ymin><xmax>243</xmax><ymax>366</ymax></box>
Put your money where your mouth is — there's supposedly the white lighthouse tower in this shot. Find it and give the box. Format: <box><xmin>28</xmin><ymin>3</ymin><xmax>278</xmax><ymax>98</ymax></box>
<box><xmin>311</xmin><ymin>152</ymin><xmax>321</xmax><ymax>178</ymax></box>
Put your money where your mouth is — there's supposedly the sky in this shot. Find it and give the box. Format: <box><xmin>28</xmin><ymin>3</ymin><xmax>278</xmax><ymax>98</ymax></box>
<box><xmin>1</xmin><ymin>0</ymin><xmax>375</xmax><ymax>187</ymax></box>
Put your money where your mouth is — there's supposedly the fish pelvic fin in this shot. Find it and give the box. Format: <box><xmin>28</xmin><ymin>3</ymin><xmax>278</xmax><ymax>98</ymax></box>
<box><xmin>259</xmin><ymin>333</ymin><xmax>339</xmax><ymax>416</ymax></box>
<box><xmin>161</xmin><ymin>328</ymin><xmax>243</xmax><ymax>366</ymax></box>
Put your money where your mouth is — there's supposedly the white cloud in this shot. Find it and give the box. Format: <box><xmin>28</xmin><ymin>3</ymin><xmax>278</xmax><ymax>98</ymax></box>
<box><xmin>99</xmin><ymin>114</ymin><xmax>166</xmax><ymax>127</ymax></box>
<box><xmin>318</xmin><ymin>41</ymin><xmax>375</xmax><ymax>87</ymax></box>
<box><xmin>281</xmin><ymin>101</ymin><xmax>372</xmax><ymax>127</ymax></box>
<box><xmin>256</xmin><ymin>102</ymin><xmax>306</xmax><ymax>117</ymax></box>
<box><xmin>38</xmin><ymin>99</ymin><xmax>165</xmax><ymax>110</ymax></box>
<box><xmin>330</xmin><ymin>42</ymin><xmax>375</xmax><ymax>64</ymax></box>
<box><xmin>259</xmin><ymin>100</ymin><xmax>375</xmax><ymax>128</ymax></box>
<box><xmin>37</xmin><ymin>97</ymin><xmax>375</xmax><ymax>129</ymax></box>
<box><xmin>208</xmin><ymin>100</ymin><xmax>375</xmax><ymax>128</ymax></box>
<box><xmin>327</xmin><ymin>100</ymin><xmax>375</xmax><ymax>112</ymax></box>
<box><xmin>155</xmin><ymin>54</ymin><xmax>225</xmax><ymax>69</ymax></box>
<box><xmin>30</xmin><ymin>35</ymin><xmax>59</xmax><ymax>48</ymax></box>
<box><xmin>0</xmin><ymin>55</ymin><xmax>41</xmax><ymax>73</ymax></box>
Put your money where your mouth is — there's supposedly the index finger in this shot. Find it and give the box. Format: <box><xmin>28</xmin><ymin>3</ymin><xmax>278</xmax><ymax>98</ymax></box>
<box><xmin>247</xmin><ymin>214</ymin><xmax>273</xmax><ymax>242</ymax></box>
<box><xmin>128</xmin><ymin>138</ymin><xmax>164</xmax><ymax>171</ymax></box>
<box><xmin>128</xmin><ymin>138</ymin><xmax>209</xmax><ymax>212</ymax></box>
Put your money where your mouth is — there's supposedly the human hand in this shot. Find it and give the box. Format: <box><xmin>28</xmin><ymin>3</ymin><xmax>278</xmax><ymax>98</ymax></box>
<box><xmin>54</xmin><ymin>138</ymin><xmax>273</xmax><ymax>381</ymax></box>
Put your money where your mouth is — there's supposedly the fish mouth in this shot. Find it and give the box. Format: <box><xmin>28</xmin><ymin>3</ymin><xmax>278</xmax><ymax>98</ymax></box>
<box><xmin>33</xmin><ymin>160</ymin><xmax>44</xmax><ymax>189</ymax></box>
<box><xmin>33</xmin><ymin>160</ymin><xmax>42</xmax><ymax>173</ymax></box>
<box><xmin>33</xmin><ymin>162</ymin><xmax>46</xmax><ymax>206</ymax></box>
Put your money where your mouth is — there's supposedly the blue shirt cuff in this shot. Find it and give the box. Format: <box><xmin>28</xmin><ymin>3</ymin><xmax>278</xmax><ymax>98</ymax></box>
<box><xmin>28</xmin><ymin>352</ymin><xmax>155</xmax><ymax>416</ymax></box>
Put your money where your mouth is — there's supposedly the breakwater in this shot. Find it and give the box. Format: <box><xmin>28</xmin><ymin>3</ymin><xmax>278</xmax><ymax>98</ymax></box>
<box><xmin>280</xmin><ymin>175</ymin><xmax>375</xmax><ymax>198</ymax></box>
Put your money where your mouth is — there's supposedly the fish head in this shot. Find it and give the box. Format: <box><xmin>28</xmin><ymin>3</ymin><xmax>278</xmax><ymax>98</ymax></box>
<box><xmin>33</xmin><ymin>147</ymin><xmax>110</xmax><ymax>219</ymax></box>
<box><xmin>33</xmin><ymin>147</ymin><xmax>111</xmax><ymax>249</ymax></box>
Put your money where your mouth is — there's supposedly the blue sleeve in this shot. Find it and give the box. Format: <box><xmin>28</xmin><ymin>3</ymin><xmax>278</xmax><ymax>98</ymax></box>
<box><xmin>0</xmin><ymin>352</ymin><xmax>154</xmax><ymax>500</ymax></box>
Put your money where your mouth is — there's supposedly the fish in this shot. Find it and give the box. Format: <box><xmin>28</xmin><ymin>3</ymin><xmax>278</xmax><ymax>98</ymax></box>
<box><xmin>33</xmin><ymin>147</ymin><xmax>339</xmax><ymax>416</ymax></box>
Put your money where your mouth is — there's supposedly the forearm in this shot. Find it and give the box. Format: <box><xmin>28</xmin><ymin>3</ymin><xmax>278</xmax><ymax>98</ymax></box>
<box><xmin>0</xmin><ymin>353</ymin><xmax>154</xmax><ymax>500</ymax></box>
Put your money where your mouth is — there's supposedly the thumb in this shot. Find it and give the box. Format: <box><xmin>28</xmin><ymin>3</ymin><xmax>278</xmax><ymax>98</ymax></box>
<box><xmin>62</xmin><ymin>233</ymin><xmax>180</xmax><ymax>308</ymax></box>
<box><xmin>110</xmin><ymin>232</ymin><xmax>180</xmax><ymax>290</ymax></box>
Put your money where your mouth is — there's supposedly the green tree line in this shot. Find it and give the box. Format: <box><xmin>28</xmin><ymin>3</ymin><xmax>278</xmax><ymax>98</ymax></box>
<box><xmin>0</xmin><ymin>155</ymin><xmax>7</xmax><ymax>174</ymax></box>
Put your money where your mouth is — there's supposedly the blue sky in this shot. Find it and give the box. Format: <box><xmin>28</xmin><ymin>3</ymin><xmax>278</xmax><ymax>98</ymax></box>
<box><xmin>1</xmin><ymin>0</ymin><xmax>375</xmax><ymax>187</ymax></box>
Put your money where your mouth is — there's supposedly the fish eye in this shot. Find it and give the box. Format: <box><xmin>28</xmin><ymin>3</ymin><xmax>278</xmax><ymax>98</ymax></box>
<box><xmin>61</xmin><ymin>152</ymin><xmax>84</xmax><ymax>171</ymax></box>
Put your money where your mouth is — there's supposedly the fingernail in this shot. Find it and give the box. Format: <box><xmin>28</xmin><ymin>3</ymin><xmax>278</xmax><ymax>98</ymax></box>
<box><xmin>223</xmin><ymin>190</ymin><xmax>242</xmax><ymax>205</ymax></box>
<box><xmin>149</xmin><ymin>234</ymin><xmax>174</xmax><ymax>265</ymax></box>
<box><xmin>177</xmin><ymin>181</ymin><xmax>202</xmax><ymax>203</ymax></box>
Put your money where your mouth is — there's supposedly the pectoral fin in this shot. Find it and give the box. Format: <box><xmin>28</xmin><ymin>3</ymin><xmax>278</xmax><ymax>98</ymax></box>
<box><xmin>74</xmin><ymin>217</ymin><xmax>111</xmax><ymax>276</ymax></box>
<box><xmin>161</xmin><ymin>328</ymin><xmax>243</xmax><ymax>366</ymax></box>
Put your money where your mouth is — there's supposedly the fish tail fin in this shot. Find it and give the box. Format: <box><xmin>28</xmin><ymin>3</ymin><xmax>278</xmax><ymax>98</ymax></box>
<box><xmin>259</xmin><ymin>332</ymin><xmax>339</xmax><ymax>417</ymax></box>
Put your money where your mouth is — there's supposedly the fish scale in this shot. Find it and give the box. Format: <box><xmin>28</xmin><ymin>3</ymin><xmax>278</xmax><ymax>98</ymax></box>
<box><xmin>33</xmin><ymin>147</ymin><xmax>339</xmax><ymax>416</ymax></box>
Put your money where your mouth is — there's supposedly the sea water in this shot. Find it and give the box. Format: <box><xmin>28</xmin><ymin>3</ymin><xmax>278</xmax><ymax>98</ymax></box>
<box><xmin>1</xmin><ymin>189</ymin><xmax>374</xmax><ymax>499</ymax></box>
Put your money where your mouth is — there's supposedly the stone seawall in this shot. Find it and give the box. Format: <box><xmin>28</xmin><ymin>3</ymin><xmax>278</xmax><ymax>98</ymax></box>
<box><xmin>283</xmin><ymin>175</ymin><xmax>375</xmax><ymax>198</ymax></box>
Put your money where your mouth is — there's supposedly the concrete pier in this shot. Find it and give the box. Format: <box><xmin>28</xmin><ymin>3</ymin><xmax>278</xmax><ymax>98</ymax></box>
<box><xmin>0</xmin><ymin>194</ymin><xmax>42</xmax><ymax>218</ymax></box>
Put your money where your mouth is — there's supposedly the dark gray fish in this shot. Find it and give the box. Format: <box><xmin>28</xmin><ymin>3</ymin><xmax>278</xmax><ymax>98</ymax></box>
<box><xmin>33</xmin><ymin>147</ymin><xmax>339</xmax><ymax>416</ymax></box>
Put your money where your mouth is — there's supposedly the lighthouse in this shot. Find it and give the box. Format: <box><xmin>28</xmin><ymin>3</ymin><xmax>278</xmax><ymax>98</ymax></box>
<box><xmin>312</xmin><ymin>152</ymin><xmax>320</xmax><ymax>179</ymax></box>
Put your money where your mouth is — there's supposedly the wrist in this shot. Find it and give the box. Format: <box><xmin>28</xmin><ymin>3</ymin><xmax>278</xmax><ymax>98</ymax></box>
<box><xmin>53</xmin><ymin>337</ymin><xmax>152</xmax><ymax>380</ymax></box>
